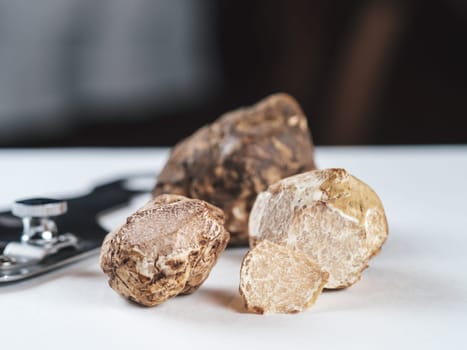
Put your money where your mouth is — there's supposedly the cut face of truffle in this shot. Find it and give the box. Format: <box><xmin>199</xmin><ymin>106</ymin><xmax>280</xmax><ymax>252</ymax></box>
<box><xmin>249</xmin><ymin>168</ymin><xmax>388</xmax><ymax>289</ymax></box>
<box><xmin>153</xmin><ymin>93</ymin><xmax>316</xmax><ymax>246</ymax></box>
<box><xmin>100</xmin><ymin>194</ymin><xmax>230</xmax><ymax>306</ymax></box>
<box><xmin>239</xmin><ymin>240</ymin><xmax>328</xmax><ymax>314</ymax></box>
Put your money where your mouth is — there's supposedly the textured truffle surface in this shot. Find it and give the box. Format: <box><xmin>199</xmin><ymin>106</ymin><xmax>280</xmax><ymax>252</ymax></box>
<box><xmin>249</xmin><ymin>168</ymin><xmax>388</xmax><ymax>289</ymax></box>
<box><xmin>100</xmin><ymin>194</ymin><xmax>230</xmax><ymax>306</ymax></box>
<box><xmin>153</xmin><ymin>93</ymin><xmax>316</xmax><ymax>246</ymax></box>
<box><xmin>239</xmin><ymin>240</ymin><xmax>328</xmax><ymax>314</ymax></box>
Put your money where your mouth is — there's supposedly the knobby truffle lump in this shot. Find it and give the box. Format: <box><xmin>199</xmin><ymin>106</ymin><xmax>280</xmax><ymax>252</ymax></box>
<box><xmin>100</xmin><ymin>194</ymin><xmax>230</xmax><ymax>306</ymax></box>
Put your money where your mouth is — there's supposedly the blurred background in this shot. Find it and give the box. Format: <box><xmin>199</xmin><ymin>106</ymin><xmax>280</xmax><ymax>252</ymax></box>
<box><xmin>0</xmin><ymin>0</ymin><xmax>466</xmax><ymax>147</ymax></box>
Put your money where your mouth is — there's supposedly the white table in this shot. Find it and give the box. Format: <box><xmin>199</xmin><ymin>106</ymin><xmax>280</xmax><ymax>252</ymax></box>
<box><xmin>1</xmin><ymin>146</ymin><xmax>466</xmax><ymax>350</ymax></box>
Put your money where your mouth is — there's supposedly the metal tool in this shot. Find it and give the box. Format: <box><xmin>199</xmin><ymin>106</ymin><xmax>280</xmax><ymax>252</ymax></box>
<box><xmin>0</xmin><ymin>175</ymin><xmax>153</xmax><ymax>284</ymax></box>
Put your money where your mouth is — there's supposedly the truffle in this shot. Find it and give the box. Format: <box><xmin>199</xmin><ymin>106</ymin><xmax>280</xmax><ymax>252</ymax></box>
<box><xmin>249</xmin><ymin>168</ymin><xmax>388</xmax><ymax>289</ymax></box>
<box><xmin>153</xmin><ymin>93</ymin><xmax>316</xmax><ymax>246</ymax></box>
<box><xmin>239</xmin><ymin>240</ymin><xmax>328</xmax><ymax>314</ymax></box>
<box><xmin>100</xmin><ymin>194</ymin><xmax>230</xmax><ymax>306</ymax></box>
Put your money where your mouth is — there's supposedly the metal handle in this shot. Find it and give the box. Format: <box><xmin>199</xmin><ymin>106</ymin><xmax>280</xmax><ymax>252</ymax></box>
<box><xmin>1</xmin><ymin>198</ymin><xmax>78</xmax><ymax>267</ymax></box>
<box><xmin>12</xmin><ymin>198</ymin><xmax>67</xmax><ymax>244</ymax></box>
<box><xmin>12</xmin><ymin>198</ymin><xmax>67</xmax><ymax>218</ymax></box>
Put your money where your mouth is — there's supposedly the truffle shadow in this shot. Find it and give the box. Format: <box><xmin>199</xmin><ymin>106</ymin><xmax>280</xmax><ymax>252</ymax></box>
<box><xmin>197</xmin><ymin>287</ymin><xmax>247</xmax><ymax>313</ymax></box>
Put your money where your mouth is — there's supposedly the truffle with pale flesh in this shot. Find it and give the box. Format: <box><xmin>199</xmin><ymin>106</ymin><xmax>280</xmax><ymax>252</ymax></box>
<box><xmin>249</xmin><ymin>168</ymin><xmax>388</xmax><ymax>289</ymax></box>
<box><xmin>239</xmin><ymin>240</ymin><xmax>328</xmax><ymax>314</ymax></box>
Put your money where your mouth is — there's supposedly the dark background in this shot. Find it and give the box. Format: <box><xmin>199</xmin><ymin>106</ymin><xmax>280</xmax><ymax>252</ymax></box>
<box><xmin>0</xmin><ymin>0</ymin><xmax>466</xmax><ymax>147</ymax></box>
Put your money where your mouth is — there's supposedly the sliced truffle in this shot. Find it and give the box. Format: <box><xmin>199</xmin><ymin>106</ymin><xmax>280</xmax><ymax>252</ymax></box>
<box><xmin>153</xmin><ymin>93</ymin><xmax>316</xmax><ymax>246</ymax></box>
<box><xmin>249</xmin><ymin>168</ymin><xmax>388</xmax><ymax>289</ymax></box>
<box><xmin>100</xmin><ymin>194</ymin><xmax>230</xmax><ymax>306</ymax></box>
<box><xmin>239</xmin><ymin>240</ymin><xmax>328</xmax><ymax>314</ymax></box>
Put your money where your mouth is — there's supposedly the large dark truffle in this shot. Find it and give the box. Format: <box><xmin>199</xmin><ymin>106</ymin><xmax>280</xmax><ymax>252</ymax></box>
<box><xmin>153</xmin><ymin>93</ymin><xmax>316</xmax><ymax>246</ymax></box>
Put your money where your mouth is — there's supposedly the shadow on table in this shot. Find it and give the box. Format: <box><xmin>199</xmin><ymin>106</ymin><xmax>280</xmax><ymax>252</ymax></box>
<box><xmin>196</xmin><ymin>287</ymin><xmax>246</xmax><ymax>313</ymax></box>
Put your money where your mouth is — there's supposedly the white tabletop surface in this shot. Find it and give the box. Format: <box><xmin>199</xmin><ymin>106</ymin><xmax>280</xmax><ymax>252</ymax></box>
<box><xmin>0</xmin><ymin>146</ymin><xmax>466</xmax><ymax>350</ymax></box>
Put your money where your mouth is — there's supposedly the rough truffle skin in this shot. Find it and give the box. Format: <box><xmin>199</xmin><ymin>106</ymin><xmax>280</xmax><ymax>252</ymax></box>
<box><xmin>239</xmin><ymin>240</ymin><xmax>328</xmax><ymax>314</ymax></box>
<box><xmin>153</xmin><ymin>93</ymin><xmax>316</xmax><ymax>246</ymax></box>
<box><xmin>249</xmin><ymin>168</ymin><xmax>388</xmax><ymax>289</ymax></box>
<box><xmin>100</xmin><ymin>194</ymin><xmax>230</xmax><ymax>306</ymax></box>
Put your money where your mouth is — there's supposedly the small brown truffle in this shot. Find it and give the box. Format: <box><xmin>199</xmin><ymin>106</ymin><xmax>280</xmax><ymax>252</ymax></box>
<box><xmin>239</xmin><ymin>240</ymin><xmax>328</xmax><ymax>314</ymax></box>
<box><xmin>153</xmin><ymin>93</ymin><xmax>316</xmax><ymax>246</ymax></box>
<box><xmin>100</xmin><ymin>194</ymin><xmax>230</xmax><ymax>306</ymax></box>
<box><xmin>249</xmin><ymin>168</ymin><xmax>388</xmax><ymax>289</ymax></box>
